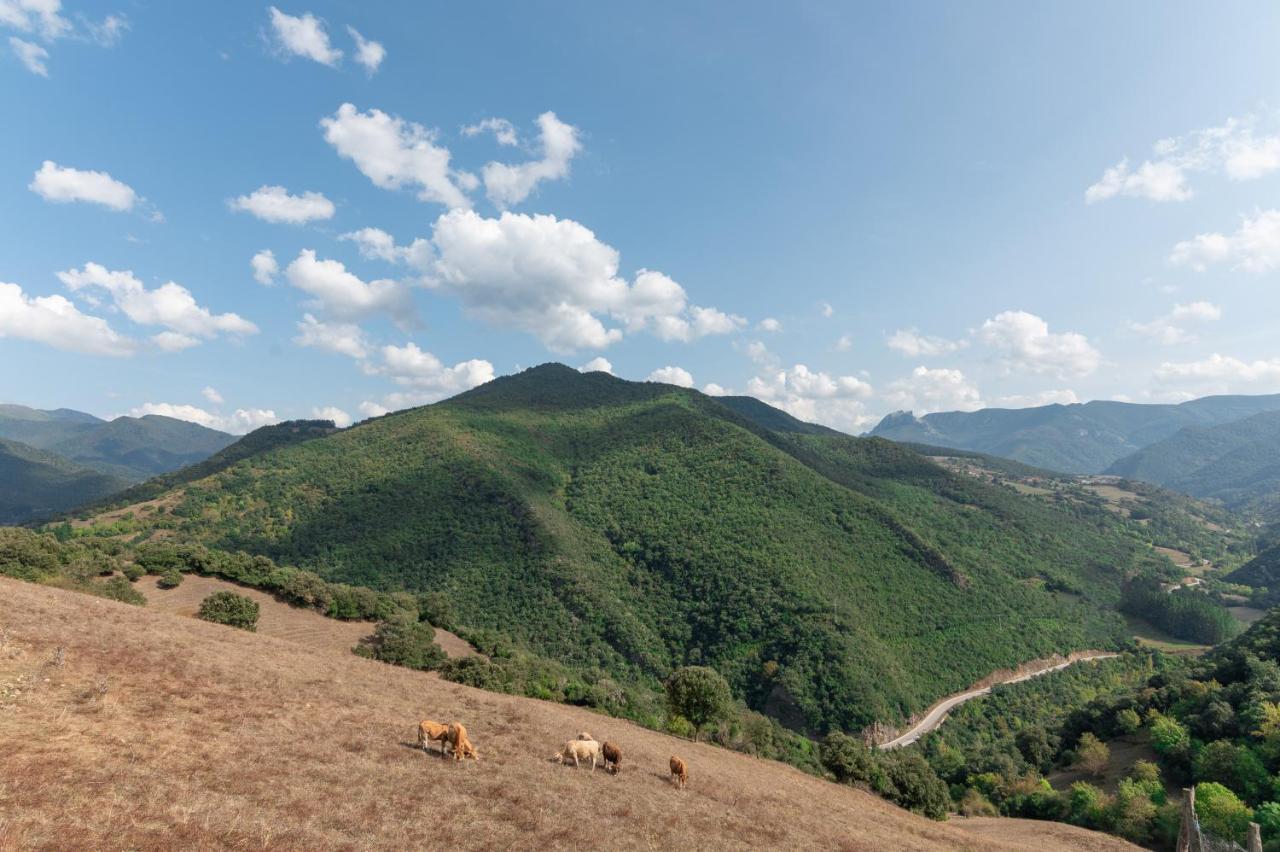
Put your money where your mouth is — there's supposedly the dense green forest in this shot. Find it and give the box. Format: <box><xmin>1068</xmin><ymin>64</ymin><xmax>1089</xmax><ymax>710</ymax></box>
<box><xmin>0</xmin><ymin>438</ymin><xmax>128</xmax><ymax>524</ymax></box>
<box><xmin>39</xmin><ymin>364</ymin><xmax>1174</xmax><ymax>736</ymax></box>
<box><xmin>1120</xmin><ymin>578</ymin><xmax>1240</xmax><ymax>644</ymax></box>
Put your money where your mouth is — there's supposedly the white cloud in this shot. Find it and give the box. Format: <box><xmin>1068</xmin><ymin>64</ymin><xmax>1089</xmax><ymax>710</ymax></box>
<box><xmin>578</xmin><ymin>356</ymin><xmax>612</xmax><ymax>374</ymax></box>
<box><xmin>283</xmin><ymin>249</ymin><xmax>414</xmax><ymax>322</ymax></box>
<box><xmin>886</xmin><ymin>328</ymin><xmax>968</xmax><ymax>358</ymax></box>
<box><xmin>992</xmin><ymin>389</ymin><xmax>1079</xmax><ymax>408</ymax></box>
<box><xmin>0</xmin><ymin>280</ymin><xmax>134</xmax><ymax>356</ymax></box>
<box><xmin>1086</xmin><ymin>114</ymin><xmax>1280</xmax><ymax>203</ymax></box>
<box><xmin>1169</xmin><ymin>209</ymin><xmax>1280</xmax><ymax>274</ymax></box>
<box><xmin>1155</xmin><ymin>353</ymin><xmax>1280</xmax><ymax>385</ymax></box>
<box><xmin>365</xmin><ymin>342</ymin><xmax>494</xmax><ymax>400</ymax></box>
<box><xmin>978</xmin><ymin>310</ymin><xmax>1100</xmax><ymax>377</ymax></box>
<box><xmin>820</xmin><ymin>302</ymin><xmax>833</xmax><ymax>318</ymax></box>
<box><xmin>267</xmin><ymin>6</ymin><xmax>340</xmax><ymax>66</ymax></box>
<box><xmin>357</xmin><ymin>400</ymin><xmax>388</xmax><ymax>417</ymax></box>
<box><xmin>756</xmin><ymin>317</ymin><xmax>781</xmax><ymax>332</ymax></box>
<box><xmin>646</xmin><ymin>365</ymin><xmax>694</xmax><ymax>387</ymax></box>
<box><xmin>834</xmin><ymin>334</ymin><xmax>852</xmax><ymax>352</ymax></box>
<box><xmin>86</xmin><ymin>13</ymin><xmax>126</xmax><ymax>46</ymax></box>
<box><xmin>293</xmin><ymin>312</ymin><xmax>369</xmax><ymax>359</ymax></box>
<box><xmin>746</xmin><ymin>364</ymin><xmax>874</xmax><ymax>432</ymax></box>
<box><xmin>883</xmin><ymin>366</ymin><xmax>983</xmax><ymax>414</ymax></box>
<box><xmin>339</xmin><ymin>227</ymin><xmax>431</xmax><ymax>269</ymax></box>
<box><xmin>201</xmin><ymin>386</ymin><xmax>224</xmax><ymax>404</ymax></box>
<box><xmin>703</xmin><ymin>382</ymin><xmax>729</xmax><ymax>396</ymax></box>
<box><xmin>251</xmin><ymin>249</ymin><xmax>279</xmax><ymax>285</ymax></box>
<box><xmin>321</xmin><ymin>103</ymin><xmax>472</xmax><ymax>209</ymax></box>
<box><xmin>742</xmin><ymin>339</ymin><xmax>777</xmax><ymax>368</ymax></box>
<box><xmin>128</xmin><ymin>402</ymin><xmax>278</xmax><ymax>435</ymax></box>
<box><xmin>311</xmin><ymin>405</ymin><xmax>351</xmax><ymax>428</ymax></box>
<box><xmin>151</xmin><ymin>331</ymin><xmax>200</xmax><ymax>352</ymax></box>
<box><xmin>0</xmin><ymin>0</ymin><xmax>71</xmax><ymax>40</ymax></box>
<box><xmin>346</xmin><ymin>26</ymin><xmax>383</xmax><ymax>75</ymax></box>
<box><xmin>427</xmin><ymin>209</ymin><xmax>741</xmax><ymax>352</ymax></box>
<box><xmin>29</xmin><ymin>161</ymin><xmax>137</xmax><ymax>211</ymax></box>
<box><xmin>229</xmin><ymin>185</ymin><xmax>335</xmax><ymax>224</ymax></box>
<box><xmin>480</xmin><ymin>111</ymin><xmax>582</xmax><ymax>208</ymax></box>
<box><xmin>9</xmin><ymin>36</ymin><xmax>46</xmax><ymax>74</ymax></box>
<box><xmin>58</xmin><ymin>262</ymin><xmax>258</xmax><ymax>344</ymax></box>
<box><xmin>462</xmin><ymin>118</ymin><xmax>519</xmax><ymax>146</ymax></box>
<box><xmin>1130</xmin><ymin>301</ymin><xmax>1222</xmax><ymax>345</ymax></box>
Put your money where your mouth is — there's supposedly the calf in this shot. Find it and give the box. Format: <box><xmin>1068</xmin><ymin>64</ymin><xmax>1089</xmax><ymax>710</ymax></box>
<box><xmin>670</xmin><ymin>755</ymin><xmax>688</xmax><ymax>789</ymax></box>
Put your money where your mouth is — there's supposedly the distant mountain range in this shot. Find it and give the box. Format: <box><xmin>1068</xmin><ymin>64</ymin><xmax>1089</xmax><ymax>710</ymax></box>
<box><xmin>0</xmin><ymin>438</ymin><xmax>130</xmax><ymax>524</ymax></box>
<box><xmin>869</xmin><ymin>395</ymin><xmax>1280</xmax><ymax>474</ymax></box>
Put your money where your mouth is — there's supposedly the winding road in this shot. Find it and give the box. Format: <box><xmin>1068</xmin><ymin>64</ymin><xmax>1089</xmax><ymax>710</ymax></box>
<box><xmin>878</xmin><ymin>652</ymin><xmax>1119</xmax><ymax>750</ymax></box>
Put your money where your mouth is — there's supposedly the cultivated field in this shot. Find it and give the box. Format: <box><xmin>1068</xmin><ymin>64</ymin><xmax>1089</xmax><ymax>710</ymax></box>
<box><xmin>0</xmin><ymin>579</ymin><xmax>1140</xmax><ymax>850</ymax></box>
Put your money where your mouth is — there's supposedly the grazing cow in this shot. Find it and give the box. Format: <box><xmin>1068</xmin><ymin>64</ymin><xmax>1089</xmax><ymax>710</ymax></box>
<box><xmin>601</xmin><ymin>741</ymin><xmax>622</xmax><ymax>775</ymax></box>
<box><xmin>553</xmin><ymin>738</ymin><xmax>601</xmax><ymax>770</ymax></box>
<box><xmin>670</xmin><ymin>755</ymin><xmax>688</xmax><ymax>789</ymax></box>
<box><xmin>448</xmin><ymin>722</ymin><xmax>479</xmax><ymax>761</ymax></box>
<box><xmin>417</xmin><ymin>720</ymin><xmax>450</xmax><ymax>756</ymax></box>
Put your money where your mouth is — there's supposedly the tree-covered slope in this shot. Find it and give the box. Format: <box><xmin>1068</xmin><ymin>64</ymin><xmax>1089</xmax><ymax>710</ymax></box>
<box><xmin>0</xmin><ymin>438</ymin><xmax>129</xmax><ymax>523</ymax></box>
<box><xmin>1106</xmin><ymin>410</ymin><xmax>1280</xmax><ymax>519</ymax></box>
<box><xmin>73</xmin><ymin>364</ymin><xmax>1166</xmax><ymax>733</ymax></box>
<box><xmin>869</xmin><ymin>394</ymin><xmax>1280</xmax><ymax>474</ymax></box>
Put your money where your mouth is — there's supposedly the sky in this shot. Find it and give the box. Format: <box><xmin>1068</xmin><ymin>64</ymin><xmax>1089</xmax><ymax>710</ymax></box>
<box><xmin>3</xmin><ymin>1</ymin><xmax>1280</xmax><ymax>434</ymax></box>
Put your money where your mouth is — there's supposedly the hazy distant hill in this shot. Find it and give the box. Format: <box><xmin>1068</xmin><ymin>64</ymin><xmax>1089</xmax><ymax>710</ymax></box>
<box><xmin>869</xmin><ymin>394</ymin><xmax>1280</xmax><ymax>473</ymax></box>
<box><xmin>1106</xmin><ymin>410</ymin><xmax>1280</xmax><ymax>519</ymax></box>
<box><xmin>75</xmin><ymin>363</ymin><xmax>1168</xmax><ymax>733</ymax></box>
<box><xmin>0</xmin><ymin>438</ymin><xmax>129</xmax><ymax>523</ymax></box>
<box><xmin>0</xmin><ymin>404</ymin><xmax>235</xmax><ymax>483</ymax></box>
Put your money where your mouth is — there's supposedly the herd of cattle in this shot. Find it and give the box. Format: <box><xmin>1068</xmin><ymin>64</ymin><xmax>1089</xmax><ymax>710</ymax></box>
<box><xmin>416</xmin><ymin>720</ymin><xmax>690</xmax><ymax>788</ymax></box>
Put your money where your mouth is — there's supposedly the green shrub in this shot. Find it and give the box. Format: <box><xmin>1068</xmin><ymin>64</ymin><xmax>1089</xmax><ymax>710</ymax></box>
<box><xmin>1195</xmin><ymin>782</ymin><xmax>1253</xmax><ymax>844</ymax></box>
<box><xmin>96</xmin><ymin>575</ymin><xmax>146</xmax><ymax>605</ymax></box>
<box><xmin>157</xmin><ymin>568</ymin><xmax>182</xmax><ymax>589</ymax></box>
<box><xmin>121</xmin><ymin>564</ymin><xmax>144</xmax><ymax>582</ymax></box>
<box><xmin>665</xmin><ymin>665</ymin><xmax>734</xmax><ymax>741</ymax></box>
<box><xmin>362</xmin><ymin>613</ymin><xmax>445</xmax><ymax>670</ymax></box>
<box><xmin>197</xmin><ymin>591</ymin><xmax>259</xmax><ymax>631</ymax></box>
<box><xmin>439</xmin><ymin>656</ymin><xmax>513</xmax><ymax>692</ymax></box>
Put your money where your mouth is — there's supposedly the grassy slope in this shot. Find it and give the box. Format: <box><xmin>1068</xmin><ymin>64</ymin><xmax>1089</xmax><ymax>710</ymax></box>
<box><xmin>0</xmin><ymin>578</ymin><xmax>1140</xmax><ymax>851</ymax></box>
<box><xmin>75</xmin><ymin>365</ymin><xmax>1164</xmax><ymax>732</ymax></box>
<box><xmin>0</xmin><ymin>438</ymin><xmax>129</xmax><ymax>524</ymax></box>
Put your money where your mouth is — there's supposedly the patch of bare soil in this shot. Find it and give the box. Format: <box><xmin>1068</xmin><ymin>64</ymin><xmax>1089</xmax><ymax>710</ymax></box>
<box><xmin>0</xmin><ymin>579</ymin><xmax>1139</xmax><ymax>851</ymax></box>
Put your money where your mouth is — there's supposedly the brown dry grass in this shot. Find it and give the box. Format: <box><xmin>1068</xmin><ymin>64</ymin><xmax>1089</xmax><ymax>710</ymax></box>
<box><xmin>0</xmin><ymin>579</ymin><xmax>1140</xmax><ymax>851</ymax></box>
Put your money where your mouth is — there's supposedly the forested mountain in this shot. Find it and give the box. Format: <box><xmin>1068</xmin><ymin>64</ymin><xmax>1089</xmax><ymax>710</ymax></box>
<box><xmin>0</xmin><ymin>404</ymin><xmax>235</xmax><ymax>483</ymax></box>
<box><xmin>869</xmin><ymin>394</ymin><xmax>1280</xmax><ymax>474</ymax></box>
<box><xmin>0</xmin><ymin>438</ymin><xmax>130</xmax><ymax>524</ymax></box>
<box><xmin>67</xmin><ymin>363</ymin><xmax>1170</xmax><ymax>733</ymax></box>
<box><xmin>1106</xmin><ymin>410</ymin><xmax>1280</xmax><ymax>520</ymax></box>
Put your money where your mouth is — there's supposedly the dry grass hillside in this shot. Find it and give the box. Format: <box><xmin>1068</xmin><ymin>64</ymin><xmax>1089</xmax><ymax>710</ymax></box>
<box><xmin>0</xmin><ymin>579</ymin><xmax>1140</xmax><ymax>851</ymax></box>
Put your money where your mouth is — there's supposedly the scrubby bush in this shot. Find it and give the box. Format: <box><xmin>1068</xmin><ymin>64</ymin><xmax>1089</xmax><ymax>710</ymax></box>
<box><xmin>122</xmin><ymin>564</ymin><xmax>144</xmax><ymax>582</ymax></box>
<box><xmin>360</xmin><ymin>613</ymin><xmax>445</xmax><ymax>670</ymax></box>
<box><xmin>417</xmin><ymin>591</ymin><xmax>456</xmax><ymax>630</ymax></box>
<box><xmin>1073</xmin><ymin>732</ymin><xmax>1110</xmax><ymax>777</ymax></box>
<box><xmin>197</xmin><ymin>591</ymin><xmax>259</xmax><ymax>631</ymax></box>
<box><xmin>97</xmin><ymin>575</ymin><xmax>146</xmax><ymax>605</ymax></box>
<box><xmin>1195</xmin><ymin>782</ymin><xmax>1253</xmax><ymax>845</ymax></box>
<box><xmin>665</xmin><ymin>665</ymin><xmax>734</xmax><ymax>741</ymax></box>
<box><xmin>960</xmin><ymin>787</ymin><xmax>998</xmax><ymax>816</ymax></box>
<box><xmin>438</xmin><ymin>656</ymin><xmax>514</xmax><ymax>692</ymax></box>
<box><xmin>157</xmin><ymin>568</ymin><xmax>182</xmax><ymax>589</ymax></box>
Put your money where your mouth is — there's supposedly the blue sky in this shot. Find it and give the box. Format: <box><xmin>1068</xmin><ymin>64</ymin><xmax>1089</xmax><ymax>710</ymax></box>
<box><xmin>3</xmin><ymin>1</ymin><xmax>1280</xmax><ymax>433</ymax></box>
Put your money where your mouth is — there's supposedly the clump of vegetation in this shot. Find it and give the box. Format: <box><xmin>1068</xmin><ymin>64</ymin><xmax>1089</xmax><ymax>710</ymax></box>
<box><xmin>356</xmin><ymin>613</ymin><xmax>446</xmax><ymax>670</ymax></box>
<box><xmin>157</xmin><ymin>568</ymin><xmax>182</xmax><ymax>589</ymax></box>
<box><xmin>665</xmin><ymin>665</ymin><xmax>735</xmax><ymax>741</ymax></box>
<box><xmin>820</xmin><ymin>732</ymin><xmax>951</xmax><ymax>819</ymax></box>
<box><xmin>1120</xmin><ymin>577</ymin><xmax>1238</xmax><ymax>644</ymax></box>
<box><xmin>97</xmin><ymin>575</ymin><xmax>146</xmax><ymax>605</ymax></box>
<box><xmin>197</xmin><ymin>592</ymin><xmax>259</xmax><ymax>631</ymax></box>
<box><xmin>121</xmin><ymin>564</ymin><xmax>144</xmax><ymax>583</ymax></box>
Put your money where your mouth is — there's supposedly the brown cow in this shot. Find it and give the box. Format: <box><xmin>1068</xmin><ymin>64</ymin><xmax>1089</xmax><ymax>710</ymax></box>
<box><xmin>670</xmin><ymin>755</ymin><xmax>688</xmax><ymax>789</ymax></box>
<box><xmin>417</xmin><ymin>720</ymin><xmax>450</xmax><ymax>756</ymax></box>
<box><xmin>448</xmin><ymin>722</ymin><xmax>479</xmax><ymax>761</ymax></box>
<box><xmin>601</xmin><ymin>741</ymin><xmax>622</xmax><ymax>775</ymax></box>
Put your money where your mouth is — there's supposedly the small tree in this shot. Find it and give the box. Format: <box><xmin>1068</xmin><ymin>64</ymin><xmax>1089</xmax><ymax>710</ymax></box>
<box><xmin>122</xmin><ymin>564</ymin><xmax>144</xmax><ymax>583</ymax></box>
<box><xmin>362</xmin><ymin>612</ymin><xmax>446</xmax><ymax>670</ymax></box>
<box><xmin>197</xmin><ymin>591</ymin><xmax>259</xmax><ymax>631</ymax></box>
<box><xmin>1149</xmin><ymin>713</ymin><xmax>1190</xmax><ymax>756</ymax></box>
<box><xmin>157</xmin><ymin>568</ymin><xmax>183</xmax><ymax>589</ymax></box>
<box><xmin>665</xmin><ymin>665</ymin><xmax>734</xmax><ymax>741</ymax></box>
<box><xmin>1115</xmin><ymin>707</ymin><xmax>1142</xmax><ymax>735</ymax></box>
<box><xmin>1195</xmin><ymin>782</ymin><xmax>1253</xmax><ymax>844</ymax></box>
<box><xmin>1074</xmin><ymin>732</ymin><xmax>1111</xmax><ymax>778</ymax></box>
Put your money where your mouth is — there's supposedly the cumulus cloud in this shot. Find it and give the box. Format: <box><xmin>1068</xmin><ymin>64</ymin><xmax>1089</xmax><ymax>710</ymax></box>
<box><xmin>229</xmin><ymin>185</ymin><xmax>335</xmax><ymax>224</ymax></box>
<box><xmin>427</xmin><ymin>209</ymin><xmax>742</xmax><ymax>352</ymax></box>
<box><xmin>267</xmin><ymin>6</ymin><xmax>340</xmax><ymax>66</ymax></box>
<box><xmin>1086</xmin><ymin>114</ymin><xmax>1280</xmax><ymax>203</ymax></box>
<box><xmin>1130</xmin><ymin>301</ymin><xmax>1222</xmax><ymax>345</ymax></box>
<box><xmin>251</xmin><ymin>249</ymin><xmax>279</xmax><ymax>285</ymax></box>
<box><xmin>57</xmin><ymin>262</ymin><xmax>258</xmax><ymax>345</ymax></box>
<box><xmin>358</xmin><ymin>400</ymin><xmax>389</xmax><ymax>417</ymax></box>
<box><xmin>703</xmin><ymin>382</ymin><xmax>730</xmax><ymax>396</ymax></box>
<box><xmin>0</xmin><ymin>0</ymin><xmax>71</xmax><ymax>40</ymax></box>
<box><xmin>29</xmin><ymin>161</ymin><xmax>137</xmax><ymax>211</ymax></box>
<box><xmin>1169</xmin><ymin>209</ymin><xmax>1280</xmax><ymax>274</ymax></box>
<box><xmin>480</xmin><ymin>111</ymin><xmax>581</xmax><ymax>208</ymax></box>
<box><xmin>151</xmin><ymin>331</ymin><xmax>200</xmax><ymax>352</ymax></box>
<box><xmin>646</xmin><ymin>366</ymin><xmax>694</xmax><ymax>387</ymax></box>
<box><xmin>346</xmin><ymin>26</ymin><xmax>383</xmax><ymax>75</ymax></box>
<box><xmin>886</xmin><ymin>328</ymin><xmax>968</xmax><ymax>358</ymax></box>
<box><xmin>0</xmin><ymin>280</ymin><xmax>134</xmax><ymax>355</ymax></box>
<box><xmin>293</xmin><ymin>312</ymin><xmax>369</xmax><ymax>359</ymax></box>
<box><xmin>283</xmin><ymin>249</ymin><xmax>414</xmax><ymax>322</ymax></box>
<box><xmin>128</xmin><ymin>402</ymin><xmax>278</xmax><ymax>435</ymax></box>
<box><xmin>311</xmin><ymin>405</ymin><xmax>352</xmax><ymax>427</ymax></box>
<box><xmin>746</xmin><ymin>364</ymin><xmax>874</xmax><ymax>432</ymax></box>
<box><xmin>339</xmin><ymin>227</ymin><xmax>431</xmax><ymax>269</ymax></box>
<box><xmin>462</xmin><ymin>118</ymin><xmax>519</xmax><ymax>146</ymax></box>
<box><xmin>363</xmin><ymin>342</ymin><xmax>494</xmax><ymax>400</ymax></box>
<box><xmin>9</xmin><ymin>35</ymin><xmax>46</xmax><ymax>74</ymax></box>
<box><xmin>578</xmin><ymin>356</ymin><xmax>612</xmax><ymax>374</ymax></box>
<box><xmin>321</xmin><ymin>103</ymin><xmax>472</xmax><ymax>209</ymax></box>
<box><xmin>756</xmin><ymin>317</ymin><xmax>781</xmax><ymax>332</ymax></box>
<box><xmin>201</xmin><ymin>386</ymin><xmax>224</xmax><ymax>404</ymax></box>
<box><xmin>1155</xmin><ymin>353</ymin><xmax>1280</xmax><ymax>385</ymax></box>
<box><xmin>978</xmin><ymin>310</ymin><xmax>1100</xmax><ymax>377</ymax></box>
<box><xmin>883</xmin><ymin>366</ymin><xmax>983</xmax><ymax>414</ymax></box>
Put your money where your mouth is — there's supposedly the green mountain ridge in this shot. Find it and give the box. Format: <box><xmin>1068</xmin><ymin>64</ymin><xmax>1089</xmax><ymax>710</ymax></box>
<box><xmin>0</xmin><ymin>438</ymin><xmax>130</xmax><ymax>524</ymax></box>
<box><xmin>78</xmin><ymin>363</ymin><xmax>1169</xmax><ymax>733</ymax></box>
